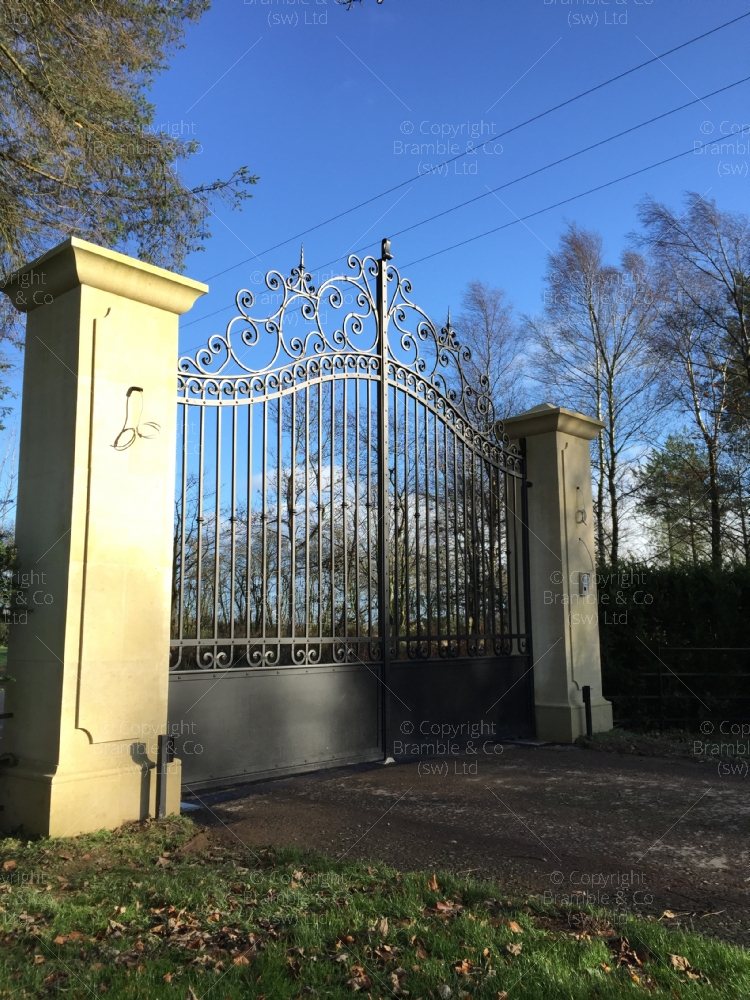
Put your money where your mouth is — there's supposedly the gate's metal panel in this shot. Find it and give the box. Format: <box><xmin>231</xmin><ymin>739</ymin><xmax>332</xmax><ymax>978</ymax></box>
<box><xmin>388</xmin><ymin>657</ymin><xmax>535</xmax><ymax>753</ymax></box>
<box><xmin>168</xmin><ymin>663</ymin><xmax>381</xmax><ymax>788</ymax></box>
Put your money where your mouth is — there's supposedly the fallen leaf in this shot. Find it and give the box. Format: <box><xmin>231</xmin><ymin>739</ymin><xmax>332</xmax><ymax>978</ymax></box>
<box><xmin>669</xmin><ymin>955</ymin><xmax>690</xmax><ymax>972</ymax></box>
<box><xmin>497</xmin><ymin>993</ymin><xmax>509</xmax><ymax>1000</ymax></box>
<box><xmin>428</xmin><ymin>874</ymin><xmax>439</xmax><ymax>891</ymax></box>
<box><xmin>58</xmin><ymin>854</ymin><xmax>72</xmax><ymax>861</ymax></box>
<box><xmin>347</xmin><ymin>966</ymin><xmax>371</xmax><ymax>991</ymax></box>
<box><xmin>508</xmin><ymin>921</ymin><xmax>523</xmax><ymax>934</ymax></box>
<box><xmin>33</xmin><ymin>955</ymin><xmax>45</xmax><ymax>965</ymax></box>
<box><xmin>378</xmin><ymin>917</ymin><xmax>389</xmax><ymax>938</ymax></box>
<box><xmin>53</xmin><ymin>935</ymin><xmax>67</xmax><ymax>945</ymax></box>
<box><xmin>600</xmin><ymin>963</ymin><xmax>611</xmax><ymax>973</ymax></box>
<box><xmin>81</xmin><ymin>854</ymin><xmax>91</xmax><ymax>861</ymax></box>
<box><xmin>2</xmin><ymin>861</ymin><xmax>16</xmax><ymax>872</ymax></box>
<box><xmin>163</xmin><ymin>973</ymin><xmax>172</xmax><ymax>983</ymax></box>
<box><xmin>454</xmin><ymin>959</ymin><xmax>474</xmax><ymax>975</ymax></box>
<box><xmin>137</xmin><ymin>965</ymin><xmax>146</xmax><ymax>975</ymax></box>
<box><xmin>90</xmin><ymin>964</ymin><xmax>103</xmax><ymax>971</ymax></box>
<box><xmin>68</xmin><ymin>931</ymin><xmax>85</xmax><ymax>941</ymax></box>
<box><xmin>506</xmin><ymin>943</ymin><xmax>522</xmax><ymax>956</ymax></box>
<box><xmin>660</xmin><ymin>910</ymin><xmax>676</xmax><ymax>919</ymax></box>
<box><xmin>233</xmin><ymin>956</ymin><xmax>250</xmax><ymax>966</ymax></box>
<box><xmin>286</xmin><ymin>959</ymin><xmax>301</xmax><ymax>979</ymax></box>
<box><xmin>186</xmin><ymin>988</ymin><xmax>200</xmax><ymax>1000</ymax></box>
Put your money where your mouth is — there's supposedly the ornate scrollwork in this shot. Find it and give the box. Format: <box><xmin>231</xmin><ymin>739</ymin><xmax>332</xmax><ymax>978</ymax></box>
<box><xmin>179</xmin><ymin>246</ymin><xmax>380</xmax><ymax>381</ymax></box>
<box><xmin>177</xmin><ymin>246</ymin><xmax>516</xmax><ymax>455</ymax></box>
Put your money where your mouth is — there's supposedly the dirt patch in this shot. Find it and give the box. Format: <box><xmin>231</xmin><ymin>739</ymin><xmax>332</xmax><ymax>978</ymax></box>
<box><xmin>173</xmin><ymin>829</ymin><xmax>214</xmax><ymax>857</ymax></box>
<box><xmin>185</xmin><ymin>743</ymin><xmax>750</xmax><ymax>948</ymax></box>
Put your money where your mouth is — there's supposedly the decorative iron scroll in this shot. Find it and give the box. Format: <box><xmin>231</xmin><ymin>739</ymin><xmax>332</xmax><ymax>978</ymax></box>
<box><xmin>178</xmin><ymin>246</ymin><xmax>512</xmax><ymax>449</ymax></box>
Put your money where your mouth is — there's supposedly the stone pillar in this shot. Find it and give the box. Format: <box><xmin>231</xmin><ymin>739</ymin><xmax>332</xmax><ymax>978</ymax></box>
<box><xmin>0</xmin><ymin>238</ymin><xmax>206</xmax><ymax>835</ymax></box>
<box><xmin>503</xmin><ymin>403</ymin><xmax>613</xmax><ymax>742</ymax></box>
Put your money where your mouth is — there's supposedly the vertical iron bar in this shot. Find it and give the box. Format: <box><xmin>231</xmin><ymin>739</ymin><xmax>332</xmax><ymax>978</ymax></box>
<box><xmin>377</xmin><ymin>238</ymin><xmax>392</xmax><ymax>755</ymax></box>
<box><xmin>392</xmin><ymin>384</ymin><xmax>399</xmax><ymax>654</ymax></box>
<box><xmin>230</xmin><ymin>400</ymin><xmax>238</xmax><ymax>653</ymax></box>
<box><xmin>276</xmin><ymin>395</ymin><xmax>283</xmax><ymax>657</ymax></box>
<box><xmin>290</xmin><ymin>391</ymin><xmax>296</xmax><ymax>652</ymax></box>
<box><xmin>424</xmin><ymin>403</ymin><xmax>431</xmax><ymax>653</ymax></box>
<box><xmin>366</xmin><ymin>378</ymin><xmax>373</xmax><ymax>654</ymax></box>
<box><xmin>355</xmin><ymin>378</ymin><xmax>361</xmax><ymax>657</ymax></box>
<box><xmin>434</xmin><ymin>412</ymin><xmax>441</xmax><ymax>654</ymax></box>
<box><xmin>343</xmin><ymin>377</ymin><xmax>348</xmax><ymax>652</ymax></box>
<box><xmin>246</xmin><ymin>401</ymin><xmax>253</xmax><ymax>651</ymax></box>
<box><xmin>213</xmin><ymin>404</ymin><xmax>221</xmax><ymax>653</ymax></box>
<box><xmin>177</xmin><ymin>401</ymin><xmax>188</xmax><ymax>652</ymax></box>
<box><xmin>462</xmin><ymin>439</ymin><xmax>469</xmax><ymax>652</ymax></box>
<box><xmin>196</xmin><ymin>404</ymin><xmax>205</xmax><ymax>653</ymax></box>
<box><xmin>414</xmin><ymin>395</ymin><xmax>421</xmax><ymax>652</ymax></box>
<box><xmin>317</xmin><ymin>382</ymin><xmax>323</xmax><ymax>648</ymax></box>
<box><xmin>305</xmin><ymin>386</ymin><xmax>310</xmax><ymax>659</ymax></box>
<box><xmin>403</xmin><ymin>392</ymin><xmax>411</xmax><ymax>656</ymax></box>
<box><xmin>261</xmin><ymin>400</ymin><xmax>268</xmax><ymax>648</ymax></box>
<box><xmin>452</xmin><ymin>431</ymin><xmax>460</xmax><ymax>653</ymax></box>
<box><xmin>435</xmin><ymin>420</ymin><xmax>451</xmax><ymax>654</ymax></box>
<box><xmin>330</xmin><ymin>378</ymin><xmax>336</xmax><ymax>645</ymax></box>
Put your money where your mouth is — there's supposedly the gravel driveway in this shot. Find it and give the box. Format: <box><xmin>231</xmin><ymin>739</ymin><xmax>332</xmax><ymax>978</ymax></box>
<box><xmin>183</xmin><ymin>742</ymin><xmax>750</xmax><ymax>946</ymax></box>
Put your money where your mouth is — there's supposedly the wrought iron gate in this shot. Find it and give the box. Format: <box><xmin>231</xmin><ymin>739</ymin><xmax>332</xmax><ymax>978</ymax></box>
<box><xmin>168</xmin><ymin>241</ymin><xmax>533</xmax><ymax>789</ymax></box>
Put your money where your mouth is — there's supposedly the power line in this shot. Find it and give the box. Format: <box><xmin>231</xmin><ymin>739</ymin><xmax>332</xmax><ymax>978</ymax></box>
<box><xmin>183</xmin><ymin>72</ymin><xmax>750</xmax><ymax>333</ymax></box>
<box><xmin>309</xmin><ymin>72</ymin><xmax>750</xmax><ymax>273</ymax></box>
<box><xmin>198</xmin><ymin>10</ymin><xmax>750</xmax><ymax>286</ymax></box>
<box><xmin>399</xmin><ymin>133</ymin><xmax>729</xmax><ymax>270</ymax></box>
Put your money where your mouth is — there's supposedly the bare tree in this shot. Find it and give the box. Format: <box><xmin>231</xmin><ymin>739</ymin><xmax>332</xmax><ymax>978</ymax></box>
<box><xmin>634</xmin><ymin>194</ymin><xmax>750</xmax><ymax>565</ymax></box>
<box><xmin>636</xmin><ymin>194</ymin><xmax>750</xmax><ymax>418</ymax></box>
<box><xmin>645</xmin><ymin>290</ymin><xmax>729</xmax><ymax>565</ymax></box>
<box><xmin>454</xmin><ymin>280</ymin><xmax>525</xmax><ymax>423</ymax></box>
<box><xmin>524</xmin><ymin>224</ymin><xmax>661</xmax><ymax>566</ymax></box>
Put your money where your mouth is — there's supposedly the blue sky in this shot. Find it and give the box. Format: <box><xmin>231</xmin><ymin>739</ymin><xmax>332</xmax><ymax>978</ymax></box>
<box><xmin>5</xmin><ymin>0</ymin><xmax>750</xmax><ymax>425</ymax></box>
<box><xmin>157</xmin><ymin>0</ymin><xmax>750</xmax><ymax>365</ymax></box>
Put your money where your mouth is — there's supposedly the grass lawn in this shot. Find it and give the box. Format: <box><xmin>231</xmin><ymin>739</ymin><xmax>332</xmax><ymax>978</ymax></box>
<box><xmin>0</xmin><ymin>816</ymin><xmax>747</xmax><ymax>999</ymax></box>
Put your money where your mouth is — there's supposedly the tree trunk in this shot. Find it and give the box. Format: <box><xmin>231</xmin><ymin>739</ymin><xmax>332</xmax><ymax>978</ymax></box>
<box><xmin>707</xmin><ymin>446</ymin><xmax>722</xmax><ymax>566</ymax></box>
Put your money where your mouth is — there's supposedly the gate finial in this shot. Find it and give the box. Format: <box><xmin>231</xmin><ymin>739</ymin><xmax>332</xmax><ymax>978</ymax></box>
<box><xmin>299</xmin><ymin>244</ymin><xmax>305</xmax><ymax>271</ymax></box>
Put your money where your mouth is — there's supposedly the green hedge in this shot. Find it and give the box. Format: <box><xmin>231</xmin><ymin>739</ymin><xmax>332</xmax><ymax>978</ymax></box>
<box><xmin>597</xmin><ymin>563</ymin><xmax>750</xmax><ymax>728</ymax></box>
